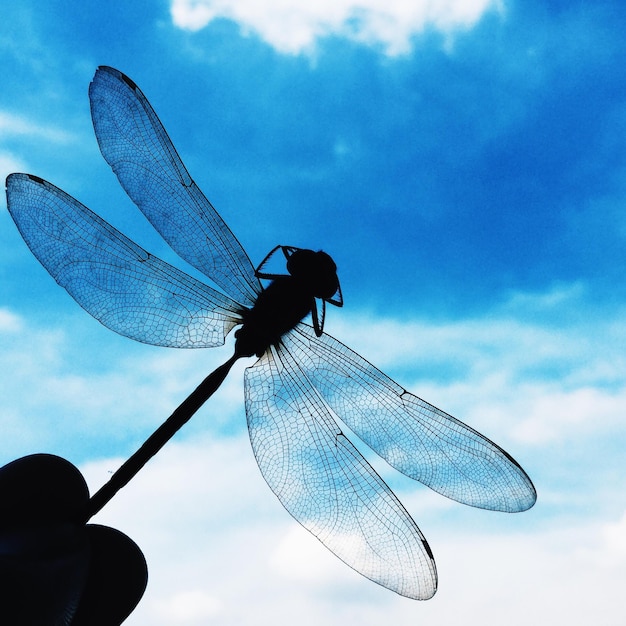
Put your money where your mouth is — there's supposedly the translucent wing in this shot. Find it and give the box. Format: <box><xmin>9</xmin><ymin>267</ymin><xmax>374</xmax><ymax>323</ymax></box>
<box><xmin>282</xmin><ymin>324</ymin><xmax>537</xmax><ymax>513</ymax></box>
<box><xmin>244</xmin><ymin>344</ymin><xmax>437</xmax><ymax>600</ymax></box>
<box><xmin>89</xmin><ymin>66</ymin><xmax>261</xmax><ymax>308</ymax></box>
<box><xmin>6</xmin><ymin>174</ymin><xmax>242</xmax><ymax>348</ymax></box>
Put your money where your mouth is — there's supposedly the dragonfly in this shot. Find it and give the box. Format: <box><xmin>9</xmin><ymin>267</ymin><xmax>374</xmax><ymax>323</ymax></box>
<box><xmin>6</xmin><ymin>66</ymin><xmax>536</xmax><ymax>601</ymax></box>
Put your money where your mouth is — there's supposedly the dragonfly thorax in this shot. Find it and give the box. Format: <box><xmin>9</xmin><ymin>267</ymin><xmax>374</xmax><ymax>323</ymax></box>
<box><xmin>234</xmin><ymin>247</ymin><xmax>341</xmax><ymax>358</ymax></box>
<box><xmin>235</xmin><ymin>276</ymin><xmax>318</xmax><ymax>358</ymax></box>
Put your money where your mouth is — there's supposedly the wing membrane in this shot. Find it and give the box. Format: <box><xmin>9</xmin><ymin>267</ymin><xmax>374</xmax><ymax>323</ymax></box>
<box><xmin>244</xmin><ymin>345</ymin><xmax>437</xmax><ymax>600</ymax></box>
<box><xmin>282</xmin><ymin>324</ymin><xmax>537</xmax><ymax>512</ymax></box>
<box><xmin>89</xmin><ymin>66</ymin><xmax>260</xmax><ymax>307</ymax></box>
<box><xmin>6</xmin><ymin>173</ymin><xmax>241</xmax><ymax>348</ymax></box>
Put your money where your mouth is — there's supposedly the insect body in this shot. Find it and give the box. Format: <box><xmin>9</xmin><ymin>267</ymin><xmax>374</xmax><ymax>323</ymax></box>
<box><xmin>237</xmin><ymin>246</ymin><xmax>342</xmax><ymax>357</ymax></box>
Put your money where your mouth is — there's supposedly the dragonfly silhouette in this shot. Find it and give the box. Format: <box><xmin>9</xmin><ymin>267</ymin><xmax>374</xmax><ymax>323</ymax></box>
<box><xmin>6</xmin><ymin>66</ymin><xmax>536</xmax><ymax>600</ymax></box>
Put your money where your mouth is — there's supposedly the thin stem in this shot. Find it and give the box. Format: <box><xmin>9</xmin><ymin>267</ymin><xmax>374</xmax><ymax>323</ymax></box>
<box><xmin>78</xmin><ymin>353</ymin><xmax>241</xmax><ymax>524</ymax></box>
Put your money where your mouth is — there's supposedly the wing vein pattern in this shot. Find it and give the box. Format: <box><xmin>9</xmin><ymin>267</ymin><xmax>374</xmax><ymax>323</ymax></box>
<box><xmin>244</xmin><ymin>342</ymin><xmax>437</xmax><ymax>600</ymax></box>
<box><xmin>89</xmin><ymin>66</ymin><xmax>261</xmax><ymax>308</ymax></box>
<box><xmin>282</xmin><ymin>324</ymin><xmax>536</xmax><ymax>512</ymax></box>
<box><xmin>7</xmin><ymin>174</ymin><xmax>242</xmax><ymax>348</ymax></box>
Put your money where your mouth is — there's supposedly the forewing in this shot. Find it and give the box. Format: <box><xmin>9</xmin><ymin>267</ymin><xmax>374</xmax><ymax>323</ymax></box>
<box><xmin>89</xmin><ymin>66</ymin><xmax>261</xmax><ymax>307</ymax></box>
<box><xmin>282</xmin><ymin>324</ymin><xmax>537</xmax><ymax>513</ymax></box>
<box><xmin>244</xmin><ymin>345</ymin><xmax>437</xmax><ymax>600</ymax></box>
<box><xmin>6</xmin><ymin>174</ymin><xmax>242</xmax><ymax>348</ymax></box>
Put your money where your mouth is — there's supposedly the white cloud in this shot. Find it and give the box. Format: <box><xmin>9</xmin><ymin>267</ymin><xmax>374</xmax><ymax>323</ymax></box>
<box><xmin>0</xmin><ymin>111</ymin><xmax>73</xmax><ymax>143</ymax></box>
<box><xmin>169</xmin><ymin>0</ymin><xmax>504</xmax><ymax>55</ymax></box>
<box><xmin>0</xmin><ymin>307</ymin><xmax>24</xmax><ymax>332</ymax></box>
<box><xmin>0</xmin><ymin>312</ymin><xmax>248</xmax><ymax>462</ymax></box>
<box><xmin>510</xmin><ymin>385</ymin><xmax>626</xmax><ymax>444</ymax></box>
<box><xmin>0</xmin><ymin>151</ymin><xmax>27</xmax><ymax>184</ymax></box>
<box><xmin>269</xmin><ymin>524</ymin><xmax>345</xmax><ymax>583</ymax></box>
<box><xmin>153</xmin><ymin>590</ymin><xmax>222</xmax><ymax>622</ymax></box>
<box><xmin>601</xmin><ymin>511</ymin><xmax>626</xmax><ymax>561</ymax></box>
<box><xmin>0</xmin><ymin>111</ymin><xmax>75</xmax><ymax>185</ymax></box>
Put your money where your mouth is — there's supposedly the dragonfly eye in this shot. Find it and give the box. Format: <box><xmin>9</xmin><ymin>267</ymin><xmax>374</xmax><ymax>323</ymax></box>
<box><xmin>287</xmin><ymin>249</ymin><xmax>339</xmax><ymax>299</ymax></box>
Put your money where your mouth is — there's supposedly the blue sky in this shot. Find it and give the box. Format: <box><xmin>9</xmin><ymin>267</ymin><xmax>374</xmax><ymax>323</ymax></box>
<box><xmin>1</xmin><ymin>1</ymin><xmax>626</xmax><ymax>624</ymax></box>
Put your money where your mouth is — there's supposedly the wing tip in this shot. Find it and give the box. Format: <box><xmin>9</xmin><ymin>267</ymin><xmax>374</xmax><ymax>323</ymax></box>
<box><xmin>519</xmin><ymin>484</ymin><xmax>538</xmax><ymax>512</ymax></box>
<box><xmin>6</xmin><ymin>173</ymin><xmax>50</xmax><ymax>198</ymax></box>
<box><xmin>511</xmin><ymin>467</ymin><xmax>538</xmax><ymax>512</ymax></box>
<box><xmin>494</xmin><ymin>481</ymin><xmax>537</xmax><ymax>513</ymax></box>
<box><xmin>92</xmin><ymin>66</ymin><xmax>138</xmax><ymax>92</ymax></box>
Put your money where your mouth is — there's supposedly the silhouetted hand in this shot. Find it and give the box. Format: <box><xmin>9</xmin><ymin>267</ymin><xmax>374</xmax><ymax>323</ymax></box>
<box><xmin>0</xmin><ymin>454</ymin><xmax>147</xmax><ymax>625</ymax></box>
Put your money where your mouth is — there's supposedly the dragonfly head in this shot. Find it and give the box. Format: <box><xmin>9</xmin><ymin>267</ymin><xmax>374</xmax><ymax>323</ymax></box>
<box><xmin>287</xmin><ymin>249</ymin><xmax>339</xmax><ymax>300</ymax></box>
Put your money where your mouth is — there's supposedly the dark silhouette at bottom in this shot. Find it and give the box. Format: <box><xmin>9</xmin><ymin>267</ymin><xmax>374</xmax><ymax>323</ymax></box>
<box><xmin>0</xmin><ymin>454</ymin><xmax>147</xmax><ymax>625</ymax></box>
